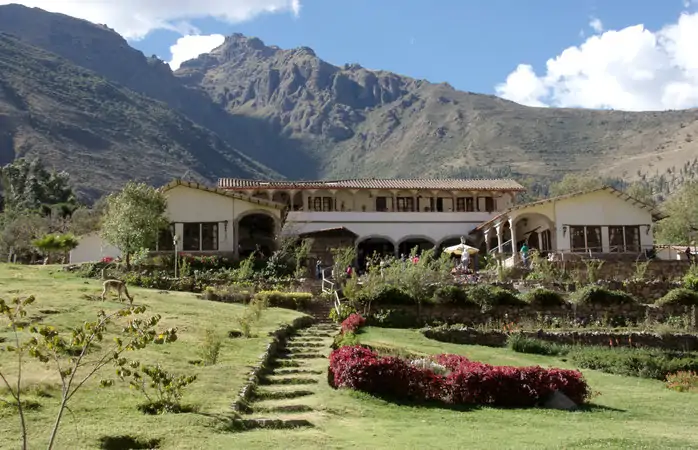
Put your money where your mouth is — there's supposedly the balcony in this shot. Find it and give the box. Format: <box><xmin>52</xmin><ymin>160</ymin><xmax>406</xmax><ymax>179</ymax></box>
<box><xmin>286</xmin><ymin>211</ymin><xmax>495</xmax><ymax>224</ymax></box>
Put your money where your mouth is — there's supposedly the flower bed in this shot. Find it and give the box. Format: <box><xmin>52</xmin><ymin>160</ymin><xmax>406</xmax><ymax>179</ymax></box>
<box><xmin>328</xmin><ymin>345</ymin><xmax>590</xmax><ymax>407</ymax></box>
<box><xmin>341</xmin><ymin>313</ymin><xmax>366</xmax><ymax>334</ymax></box>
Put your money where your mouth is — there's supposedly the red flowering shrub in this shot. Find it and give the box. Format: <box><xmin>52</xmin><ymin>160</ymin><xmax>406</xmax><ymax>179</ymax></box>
<box><xmin>100</xmin><ymin>256</ymin><xmax>115</xmax><ymax>264</ymax></box>
<box><xmin>341</xmin><ymin>313</ymin><xmax>366</xmax><ymax>334</ymax></box>
<box><xmin>329</xmin><ymin>346</ymin><xmax>444</xmax><ymax>400</ymax></box>
<box><xmin>329</xmin><ymin>346</ymin><xmax>590</xmax><ymax>407</ymax></box>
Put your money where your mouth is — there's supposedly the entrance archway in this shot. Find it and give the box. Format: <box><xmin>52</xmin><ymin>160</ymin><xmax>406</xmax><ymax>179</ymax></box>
<box><xmin>397</xmin><ymin>237</ymin><xmax>435</xmax><ymax>257</ymax></box>
<box><xmin>236</xmin><ymin>211</ymin><xmax>278</xmax><ymax>258</ymax></box>
<box><xmin>357</xmin><ymin>237</ymin><xmax>395</xmax><ymax>271</ymax></box>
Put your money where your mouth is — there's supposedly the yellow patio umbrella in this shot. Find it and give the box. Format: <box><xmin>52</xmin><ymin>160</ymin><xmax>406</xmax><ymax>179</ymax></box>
<box><xmin>443</xmin><ymin>243</ymin><xmax>479</xmax><ymax>256</ymax></box>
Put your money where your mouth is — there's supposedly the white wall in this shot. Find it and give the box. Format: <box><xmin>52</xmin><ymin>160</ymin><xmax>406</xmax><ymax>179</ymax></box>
<box><xmin>551</xmin><ymin>190</ymin><xmax>654</xmax><ymax>252</ymax></box>
<box><xmin>164</xmin><ymin>185</ymin><xmax>282</xmax><ymax>252</ymax></box>
<box><xmin>283</xmin><ymin>211</ymin><xmax>495</xmax><ymax>245</ymax></box>
<box><xmin>70</xmin><ymin>233</ymin><xmax>122</xmax><ymax>264</ymax></box>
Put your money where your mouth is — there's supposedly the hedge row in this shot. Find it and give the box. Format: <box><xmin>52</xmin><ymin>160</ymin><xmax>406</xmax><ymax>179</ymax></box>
<box><xmin>328</xmin><ymin>345</ymin><xmax>590</xmax><ymax>407</ymax></box>
<box><xmin>355</xmin><ymin>283</ymin><xmax>698</xmax><ymax>309</ymax></box>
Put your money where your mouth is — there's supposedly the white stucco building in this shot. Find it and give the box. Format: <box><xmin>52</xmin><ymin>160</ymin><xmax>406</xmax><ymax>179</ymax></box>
<box><xmin>217</xmin><ymin>177</ymin><xmax>526</xmax><ymax>261</ymax></box>
<box><xmin>473</xmin><ymin>186</ymin><xmax>664</xmax><ymax>266</ymax></box>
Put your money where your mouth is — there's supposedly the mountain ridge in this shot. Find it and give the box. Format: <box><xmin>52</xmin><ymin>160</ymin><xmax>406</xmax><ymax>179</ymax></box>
<box><xmin>1</xmin><ymin>4</ymin><xmax>698</xmax><ymax>200</ymax></box>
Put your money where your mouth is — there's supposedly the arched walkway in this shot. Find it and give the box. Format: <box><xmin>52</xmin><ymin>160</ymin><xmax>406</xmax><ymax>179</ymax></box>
<box><xmin>512</xmin><ymin>212</ymin><xmax>555</xmax><ymax>253</ymax></box>
<box><xmin>397</xmin><ymin>236</ymin><xmax>435</xmax><ymax>257</ymax></box>
<box><xmin>235</xmin><ymin>210</ymin><xmax>279</xmax><ymax>258</ymax></box>
<box><xmin>356</xmin><ymin>236</ymin><xmax>395</xmax><ymax>271</ymax></box>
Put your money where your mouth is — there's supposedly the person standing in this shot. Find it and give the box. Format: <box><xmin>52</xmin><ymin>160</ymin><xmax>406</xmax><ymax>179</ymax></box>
<box><xmin>316</xmin><ymin>259</ymin><xmax>322</xmax><ymax>279</ymax></box>
<box><xmin>520</xmin><ymin>243</ymin><xmax>530</xmax><ymax>268</ymax></box>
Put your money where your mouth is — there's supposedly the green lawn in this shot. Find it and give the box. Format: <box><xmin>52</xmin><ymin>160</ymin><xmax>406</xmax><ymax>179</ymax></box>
<box><xmin>228</xmin><ymin>327</ymin><xmax>698</xmax><ymax>450</ymax></box>
<box><xmin>2</xmin><ymin>265</ymin><xmax>698</xmax><ymax>449</ymax></box>
<box><xmin>0</xmin><ymin>264</ymin><xmax>306</xmax><ymax>449</ymax></box>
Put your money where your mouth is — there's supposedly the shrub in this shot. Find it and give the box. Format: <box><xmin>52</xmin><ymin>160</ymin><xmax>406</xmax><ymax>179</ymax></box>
<box><xmin>507</xmin><ymin>334</ymin><xmax>569</xmax><ymax>357</ymax></box>
<box><xmin>432</xmin><ymin>285</ymin><xmax>476</xmax><ymax>307</ymax></box>
<box><xmin>253</xmin><ymin>291</ymin><xmax>313</xmax><ymax>310</ymax></box>
<box><xmin>570</xmin><ymin>347</ymin><xmax>698</xmax><ymax>380</ymax></box>
<box><xmin>522</xmin><ymin>288</ymin><xmax>568</xmax><ymax>308</ymax></box>
<box><xmin>657</xmin><ymin>288</ymin><xmax>698</xmax><ymax>307</ymax></box>
<box><xmin>684</xmin><ymin>275</ymin><xmax>698</xmax><ymax>292</ymax></box>
<box><xmin>466</xmin><ymin>284</ymin><xmax>526</xmax><ymax>310</ymax></box>
<box><xmin>329</xmin><ymin>346</ymin><xmax>591</xmax><ymax>407</ymax></box>
<box><xmin>328</xmin><ymin>304</ymin><xmax>357</xmax><ymax>323</ymax></box>
<box><xmin>571</xmin><ymin>285</ymin><xmax>637</xmax><ymax>306</ymax></box>
<box><xmin>341</xmin><ymin>314</ymin><xmax>366</xmax><ymax>334</ymax></box>
<box><xmin>199</xmin><ymin>328</ymin><xmax>222</xmax><ymax>366</ymax></box>
<box><xmin>665</xmin><ymin>371</ymin><xmax>698</xmax><ymax>393</ymax></box>
<box><xmin>332</xmin><ymin>331</ymin><xmax>360</xmax><ymax>349</ymax></box>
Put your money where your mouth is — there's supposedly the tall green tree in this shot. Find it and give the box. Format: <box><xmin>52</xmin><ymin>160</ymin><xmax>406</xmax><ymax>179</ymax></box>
<box><xmin>655</xmin><ymin>181</ymin><xmax>698</xmax><ymax>245</ymax></box>
<box><xmin>0</xmin><ymin>158</ymin><xmax>76</xmax><ymax>213</ymax></box>
<box><xmin>548</xmin><ymin>174</ymin><xmax>604</xmax><ymax>197</ymax></box>
<box><xmin>100</xmin><ymin>182</ymin><xmax>168</xmax><ymax>269</ymax></box>
<box><xmin>625</xmin><ymin>181</ymin><xmax>657</xmax><ymax>208</ymax></box>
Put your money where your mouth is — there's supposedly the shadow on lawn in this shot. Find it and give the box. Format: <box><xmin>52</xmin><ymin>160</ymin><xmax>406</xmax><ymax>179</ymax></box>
<box><xmin>354</xmin><ymin>391</ymin><xmax>625</xmax><ymax>413</ymax></box>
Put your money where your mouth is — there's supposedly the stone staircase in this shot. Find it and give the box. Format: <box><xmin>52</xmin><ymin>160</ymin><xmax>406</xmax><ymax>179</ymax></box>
<box><xmin>232</xmin><ymin>320</ymin><xmax>338</xmax><ymax>430</ymax></box>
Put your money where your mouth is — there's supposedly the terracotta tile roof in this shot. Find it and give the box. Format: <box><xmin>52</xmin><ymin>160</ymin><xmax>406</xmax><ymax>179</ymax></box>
<box><xmin>160</xmin><ymin>179</ymin><xmax>285</xmax><ymax>209</ymax></box>
<box><xmin>472</xmin><ymin>186</ymin><xmax>666</xmax><ymax>233</ymax></box>
<box><xmin>217</xmin><ymin>178</ymin><xmax>525</xmax><ymax>192</ymax></box>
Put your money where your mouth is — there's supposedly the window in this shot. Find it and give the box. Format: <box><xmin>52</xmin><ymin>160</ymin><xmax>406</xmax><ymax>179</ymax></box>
<box><xmin>396</xmin><ymin>197</ymin><xmax>415</xmax><ymax>212</ymax></box>
<box><xmin>569</xmin><ymin>226</ymin><xmax>602</xmax><ymax>252</ymax></box>
<box><xmin>456</xmin><ymin>198</ymin><xmax>466</xmax><ymax>212</ymax></box>
<box><xmin>182</xmin><ymin>223</ymin><xmax>200</xmax><ymax>251</ymax></box>
<box><xmin>541</xmin><ymin>229</ymin><xmax>552</xmax><ymax>251</ymax></box>
<box><xmin>375</xmin><ymin>197</ymin><xmax>388</xmax><ymax>211</ymax></box>
<box><xmin>465</xmin><ymin>197</ymin><xmax>475</xmax><ymax>212</ymax></box>
<box><xmin>157</xmin><ymin>227</ymin><xmax>174</xmax><ymax>251</ymax></box>
<box><xmin>436</xmin><ymin>198</ymin><xmax>444</xmax><ymax>212</ymax></box>
<box><xmin>485</xmin><ymin>197</ymin><xmax>495</xmax><ymax>212</ymax></box>
<box><xmin>609</xmin><ymin>226</ymin><xmax>641</xmax><ymax>252</ymax></box>
<box><xmin>201</xmin><ymin>223</ymin><xmax>218</xmax><ymax>251</ymax></box>
<box><xmin>309</xmin><ymin>196</ymin><xmax>333</xmax><ymax>211</ymax></box>
<box><xmin>182</xmin><ymin>223</ymin><xmax>218</xmax><ymax>251</ymax></box>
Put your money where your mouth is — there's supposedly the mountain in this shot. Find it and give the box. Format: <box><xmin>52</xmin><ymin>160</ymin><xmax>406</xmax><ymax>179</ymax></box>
<box><xmin>1</xmin><ymin>4</ymin><xmax>698</xmax><ymax>199</ymax></box>
<box><xmin>178</xmin><ymin>33</ymin><xmax>698</xmax><ymax>182</ymax></box>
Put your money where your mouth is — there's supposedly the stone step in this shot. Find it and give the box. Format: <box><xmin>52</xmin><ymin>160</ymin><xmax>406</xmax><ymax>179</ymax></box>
<box><xmin>260</xmin><ymin>375</ymin><xmax>319</xmax><ymax>386</ymax></box>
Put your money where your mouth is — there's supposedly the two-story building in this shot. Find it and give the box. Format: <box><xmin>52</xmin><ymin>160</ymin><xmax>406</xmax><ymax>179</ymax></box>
<box><xmin>218</xmin><ymin>177</ymin><xmax>525</xmax><ymax>265</ymax></box>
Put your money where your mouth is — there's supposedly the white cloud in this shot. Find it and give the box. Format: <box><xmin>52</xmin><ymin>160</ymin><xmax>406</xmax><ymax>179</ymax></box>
<box><xmin>589</xmin><ymin>17</ymin><xmax>603</xmax><ymax>34</ymax></box>
<box><xmin>169</xmin><ymin>34</ymin><xmax>225</xmax><ymax>70</ymax></box>
<box><xmin>495</xmin><ymin>12</ymin><xmax>698</xmax><ymax>111</ymax></box>
<box><xmin>0</xmin><ymin>0</ymin><xmax>301</xmax><ymax>39</ymax></box>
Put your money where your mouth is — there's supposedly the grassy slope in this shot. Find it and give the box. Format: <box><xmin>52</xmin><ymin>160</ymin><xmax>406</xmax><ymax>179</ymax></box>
<box><xmin>230</xmin><ymin>327</ymin><xmax>698</xmax><ymax>450</ymax></box>
<box><xmin>0</xmin><ymin>264</ymin><xmax>305</xmax><ymax>449</ymax></box>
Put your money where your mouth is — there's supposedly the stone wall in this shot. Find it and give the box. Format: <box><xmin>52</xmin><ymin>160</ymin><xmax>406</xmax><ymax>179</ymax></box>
<box><xmin>422</xmin><ymin>326</ymin><xmax>698</xmax><ymax>351</ymax></box>
<box><xmin>373</xmin><ymin>302</ymin><xmax>697</xmax><ymax>327</ymax></box>
<box><xmin>557</xmin><ymin>260</ymin><xmax>690</xmax><ymax>281</ymax></box>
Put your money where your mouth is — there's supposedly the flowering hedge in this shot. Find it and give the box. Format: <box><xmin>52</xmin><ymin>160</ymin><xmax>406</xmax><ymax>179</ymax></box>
<box><xmin>341</xmin><ymin>313</ymin><xmax>366</xmax><ymax>334</ymax></box>
<box><xmin>329</xmin><ymin>345</ymin><xmax>590</xmax><ymax>407</ymax></box>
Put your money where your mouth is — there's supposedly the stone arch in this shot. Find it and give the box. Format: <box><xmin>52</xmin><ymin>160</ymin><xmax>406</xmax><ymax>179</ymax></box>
<box><xmin>396</xmin><ymin>235</ymin><xmax>436</xmax><ymax>257</ymax></box>
<box><xmin>511</xmin><ymin>212</ymin><xmax>556</xmax><ymax>253</ymax></box>
<box><xmin>356</xmin><ymin>235</ymin><xmax>396</xmax><ymax>270</ymax></box>
<box><xmin>234</xmin><ymin>209</ymin><xmax>280</xmax><ymax>258</ymax></box>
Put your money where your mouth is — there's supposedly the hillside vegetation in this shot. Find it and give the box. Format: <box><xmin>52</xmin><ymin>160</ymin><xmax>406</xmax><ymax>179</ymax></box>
<box><xmin>1</xmin><ymin>5</ymin><xmax>698</xmax><ymax>199</ymax></box>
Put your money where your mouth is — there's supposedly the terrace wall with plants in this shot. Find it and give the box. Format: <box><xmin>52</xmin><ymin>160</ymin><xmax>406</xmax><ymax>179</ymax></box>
<box><xmin>422</xmin><ymin>326</ymin><xmax>698</xmax><ymax>351</ymax></box>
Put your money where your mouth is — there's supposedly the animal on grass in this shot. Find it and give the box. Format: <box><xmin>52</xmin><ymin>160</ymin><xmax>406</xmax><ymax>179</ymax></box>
<box><xmin>101</xmin><ymin>279</ymin><xmax>134</xmax><ymax>304</ymax></box>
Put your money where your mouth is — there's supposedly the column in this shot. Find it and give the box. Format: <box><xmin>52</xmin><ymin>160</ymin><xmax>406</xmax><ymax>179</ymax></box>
<box><xmin>451</xmin><ymin>192</ymin><xmax>457</xmax><ymax>212</ymax></box>
<box><xmin>495</xmin><ymin>222</ymin><xmax>504</xmax><ymax>254</ymax></box>
<box><xmin>391</xmin><ymin>191</ymin><xmax>397</xmax><ymax>212</ymax></box>
<box><xmin>351</xmin><ymin>190</ymin><xmax>357</xmax><ymax>211</ymax></box>
<box><xmin>288</xmin><ymin>189</ymin><xmax>297</xmax><ymax>210</ymax></box>
<box><xmin>537</xmin><ymin>230</ymin><xmax>543</xmax><ymax>251</ymax></box>
<box><xmin>509</xmin><ymin>218</ymin><xmax>518</xmax><ymax>263</ymax></box>
<box><xmin>330</xmin><ymin>190</ymin><xmax>337</xmax><ymax>211</ymax></box>
<box><xmin>484</xmin><ymin>229</ymin><xmax>491</xmax><ymax>253</ymax></box>
<box><xmin>232</xmin><ymin>222</ymin><xmax>239</xmax><ymax>260</ymax></box>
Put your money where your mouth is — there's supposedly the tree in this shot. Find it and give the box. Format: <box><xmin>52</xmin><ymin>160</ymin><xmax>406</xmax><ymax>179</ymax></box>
<box><xmin>32</xmin><ymin>233</ymin><xmax>79</xmax><ymax>264</ymax></box>
<box><xmin>655</xmin><ymin>181</ymin><xmax>698</xmax><ymax>244</ymax></box>
<box><xmin>625</xmin><ymin>181</ymin><xmax>657</xmax><ymax>208</ymax></box>
<box><xmin>0</xmin><ymin>296</ymin><xmax>179</xmax><ymax>450</ymax></box>
<box><xmin>100</xmin><ymin>182</ymin><xmax>168</xmax><ymax>269</ymax></box>
<box><xmin>0</xmin><ymin>210</ymin><xmax>49</xmax><ymax>262</ymax></box>
<box><xmin>0</xmin><ymin>158</ymin><xmax>76</xmax><ymax>213</ymax></box>
<box><xmin>548</xmin><ymin>174</ymin><xmax>604</xmax><ymax>197</ymax></box>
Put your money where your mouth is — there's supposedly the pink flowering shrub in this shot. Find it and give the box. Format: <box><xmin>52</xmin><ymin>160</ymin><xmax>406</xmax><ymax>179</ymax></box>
<box><xmin>329</xmin><ymin>346</ymin><xmax>590</xmax><ymax>407</ymax></box>
<box><xmin>100</xmin><ymin>256</ymin><xmax>115</xmax><ymax>264</ymax></box>
<box><xmin>341</xmin><ymin>313</ymin><xmax>366</xmax><ymax>334</ymax></box>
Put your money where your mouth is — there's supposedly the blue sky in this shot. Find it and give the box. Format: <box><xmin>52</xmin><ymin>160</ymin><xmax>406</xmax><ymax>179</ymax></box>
<box><xmin>131</xmin><ymin>0</ymin><xmax>692</xmax><ymax>97</ymax></box>
<box><xmin>5</xmin><ymin>0</ymin><xmax>698</xmax><ymax>110</ymax></box>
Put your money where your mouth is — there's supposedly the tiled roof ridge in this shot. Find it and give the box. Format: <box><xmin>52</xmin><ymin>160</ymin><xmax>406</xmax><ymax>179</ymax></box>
<box><xmin>217</xmin><ymin>177</ymin><xmax>526</xmax><ymax>191</ymax></box>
